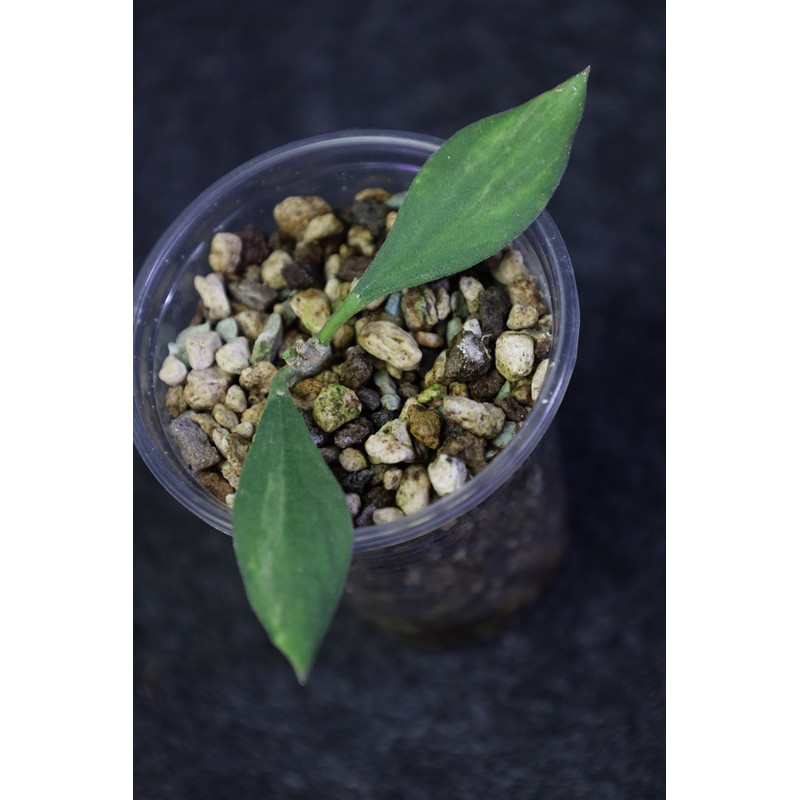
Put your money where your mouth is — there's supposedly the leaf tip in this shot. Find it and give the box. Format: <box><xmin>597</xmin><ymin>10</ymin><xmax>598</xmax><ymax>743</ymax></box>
<box><xmin>287</xmin><ymin>648</ymin><xmax>315</xmax><ymax>686</ymax></box>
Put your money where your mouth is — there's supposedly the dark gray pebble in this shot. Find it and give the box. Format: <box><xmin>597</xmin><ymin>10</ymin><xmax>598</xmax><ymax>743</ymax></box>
<box><xmin>168</xmin><ymin>417</ymin><xmax>221</xmax><ymax>472</ymax></box>
<box><xmin>478</xmin><ymin>285</ymin><xmax>512</xmax><ymax>340</ymax></box>
<box><xmin>444</xmin><ymin>329</ymin><xmax>492</xmax><ymax>382</ymax></box>
<box><xmin>228</xmin><ymin>278</ymin><xmax>277</xmax><ymax>311</ymax></box>
<box><xmin>341</xmin><ymin>468</ymin><xmax>374</xmax><ymax>494</ymax></box>
<box><xmin>356</xmin><ymin>387</ymin><xmax>381</xmax><ymax>412</ymax></box>
<box><xmin>334</xmin><ymin>416</ymin><xmax>375</xmax><ymax>449</ymax></box>
<box><xmin>468</xmin><ymin>368</ymin><xmax>505</xmax><ymax>402</ymax></box>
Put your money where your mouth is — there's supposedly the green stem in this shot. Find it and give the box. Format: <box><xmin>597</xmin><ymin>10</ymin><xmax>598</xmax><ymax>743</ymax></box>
<box><xmin>317</xmin><ymin>291</ymin><xmax>363</xmax><ymax>345</ymax></box>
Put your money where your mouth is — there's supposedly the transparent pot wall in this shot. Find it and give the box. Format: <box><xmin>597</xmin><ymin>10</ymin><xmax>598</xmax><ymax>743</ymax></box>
<box><xmin>344</xmin><ymin>429</ymin><xmax>568</xmax><ymax>641</ymax></box>
<box><xmin>133</xmin><ymin>130</ymin><xmax>579</xmax><ymax>641</ymax></box>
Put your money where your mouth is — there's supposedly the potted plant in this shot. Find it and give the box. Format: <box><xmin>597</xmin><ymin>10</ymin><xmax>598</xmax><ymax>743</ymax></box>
<box><xmin>133</xmin><ymin>69</ymin><xmax>588</xmax><ymax>682</ymax></box>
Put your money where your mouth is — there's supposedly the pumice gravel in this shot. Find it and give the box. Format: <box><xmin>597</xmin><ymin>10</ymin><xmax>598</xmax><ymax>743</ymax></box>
<box><xmin>160</xmin><ymin>188</ymin><xmax>552</xmax><ymax>525</ymax></box>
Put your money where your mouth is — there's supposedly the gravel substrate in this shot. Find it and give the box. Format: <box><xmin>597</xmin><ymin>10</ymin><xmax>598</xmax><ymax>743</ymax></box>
<box><xmin>159</xmin><ymin>188</ymin><xmax>554</xmax><ymax>528</ymax></box>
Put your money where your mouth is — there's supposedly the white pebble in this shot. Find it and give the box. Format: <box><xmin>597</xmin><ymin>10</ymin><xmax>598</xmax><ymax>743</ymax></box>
<box><xmin>442</xmin><ymin>395</ymin><xmax>506</xmax><ymax>439</ymax></box>
<box><xmin>459</xmin><ymin>276</ymin><xmax>484</xmax><ymax>315</ymax></box>
<box><xmin>158</xmin><ymin>354</ymin><xmax>188</xmax><ymax>386</ymax></box>
<box><xmin>357</xmin><ymin>320</ymin><xmax>422</xmax><ymax>371</ymax></box>
<box><xmin>373</xmin><ymin>507</ymin><xmax>405</xmax><ymax>524</ymax></box>
<box><xmin>194</xmin><ymin>273</ymin><xmax>231</xmax><ymax>320</ymax></box>
<box><xmin>395</xmin><ymin>465</ymin><xmax>431</xmax><ymax>515</ymax></box>
<box><xmin>345</xmin><ymin>493</ymin><xmax>362</xmax><ymax>517</ymax></box>
<box><xmin>338</xmin><ymin>447</ymin><xmax>368</xmax><ymax>473</ymax></box>
<box><xmin>208</xmin><ymin>232</ymin><xmax>242</xmax><ymax>274</ymax></box>
<box><xmin>530</xmin><ymin>358</ymin><xmax>549</xmax><ymax>403</ymax></box>
<box><xmin>184</xmin><ymin>366</ymin><xmax>232</xmax><ymax>410</ymax></box>
<box><xmin>261</xmin><ymin>250</ymin><xmax>292</xmax><ymax>289</ymax></box>
<box><xmin>289</xmin><ymin>289</ymin><xmax>331</xmax><ymax>335</ymax></box>
<box><xmin>365</xmin><ymin>419</ymin><xmax>416</xmax><ymax>464</ymax></box>
<box><xmin>274</xmin><ymin>196</ymin><xmax>332</xmax><ymax>239</ymax></box>
<box><xmin>462</xmin><ymin>317</ymin><xmax>482</xmax><ymax>337</ymax></box>
<box><xmin>231</xmin><ymin>421</ymin><xmax>255</xmax><ymax>439</ymax></box>
<box><xmin>494</xmin><ymin>331</ymin><xmax>535</xmax><ymax>381</ymax></box>
<box><xmin>506</xmin><ymin>303</ymin><xmax>540</xmax><ymax>330</ymax></box>
<box><xmin>427</xmin><ymin>453</ymin><xmax>468</xmax><ymax>496</ymax></box>
<box><xmin>490</xmin><ymin>249</ymin><xmax>527</xmax><ymax>284</ymax></box>
<box><xmin>224</xmin><ymin>384</ymin><xmax>248</xmax><ymax>413</ymax></box>
<box><xmin>215</xmin><ymin>336</ymin><xmax>251</xmax><ymax>374</ymax></box>
<box><xmin>212</xmin><ymin>403</ymin><xmax>239</xmax><ymax>429</ymax></box>
<box><xmin>303</xmin><ymin>212</ymin><xmax>345</xmax><ymax>242</ymax></box>
<box><xmin>184</xmin><ymin>330</ymin><xmax>222</xmax><ymax>370</ymax></box>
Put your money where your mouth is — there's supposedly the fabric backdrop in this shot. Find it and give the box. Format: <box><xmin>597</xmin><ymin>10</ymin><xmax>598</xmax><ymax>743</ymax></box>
<box><xmin>134</xmin><ymin>1</ymin><xmax>665</xmax><ymax>797</ymax></box>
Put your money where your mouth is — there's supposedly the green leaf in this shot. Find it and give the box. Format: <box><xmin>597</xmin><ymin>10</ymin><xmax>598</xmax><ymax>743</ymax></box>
<box><xmin>232</xmin><ymin>368</ymin><xmax>353</xmax><ymax>684</ymax></box>
<box><xmin>318</xmin><ymin>67</ymin><xmax>588</xmax><ymax>342</ymax></box>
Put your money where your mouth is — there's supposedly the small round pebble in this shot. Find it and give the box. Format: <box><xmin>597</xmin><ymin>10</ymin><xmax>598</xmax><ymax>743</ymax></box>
<box><xmin>273</xmin><ymin>196</ymin><xmax>332</xmax><ymax>239</ymax></box>
<box><xmin>289</xmin><ymin>289</ymin><xmax>331</xmax><ymax>335</ymax></box>
<box><xmin>261</xmin><ymin>250</ymin><xmax>292</xmax><ymax>288</ymax></box>
<box><xmin>184</xmin><ymin>330</ymin><xmax>222</xmax><ymax>370</ymax></box>
<box><xmin>395</xmin><ymin>465</ymin><xmax>431</xmax><ymax>515</ymax></box>
<box><xmin>490</xmin><ymin>249</ymin><xmax>527</xmax><ymax>284</ymax></box>
<box><xmin>239</xmin><ymin>361</ymin><xmax>278</xmax><ymax>398</ymax></box>
<box><xmin>215</xmin><ymin>336</ymin><xmax>251</xmax><ymax>374</ymax></box>
<box><xmin>506</xmin><ymin>303</ymin><xmax>540</xmax><ymax>330</ymax></box>
<box><xmin>208</xmin><ymin>232</ymin><xmax>242</xmax><ymax>274</ymax></box>
<box><xmin>303</xmin><ymin>212</ymin><xmax>345</xmax><ymax>242</ymax></box>
<box><xmin>357</xmin><ymin>320</ymin><xmax>423</xmax><ymax>371</ymax></box>
<box><xmin>494</xmin><ymin>331</ymin><xmax>535</xmax><ymax>381</ymax></box>
<box><xmin>364</xmin><ymin>419</ymin><xmax>416</xmax><ymax>464</ymax></box>
<box><xmin>184</xmin><ymin>366</ymin><xmax>232</xmax><ymax>410</ymax></box>
<box><xmin>372</xmin><ymin>507</ymin><xmax>405</xmax><ymax>524</ymax></box>
<box><xmin>158</xmin><ymin>354</ymin><xmax>187</xmax><ymax>386</ymax></box>
<box><xmin>427</xmin><ymin>453</ymin><xmax>468</xmax><ymax>497</ymax></box>
<box><xmin>212</xmin><ymin>403</ymin><xmax>239</xmax><ymax>430</ymax></box>
<box><xmin>459</xmin><ymin>276</ymin><xmax>484</xmax><ymax>314</ymax></box>
<box><xmin>442</xmin><ymin>395</ymin><xmax>506</xmax><ymax>439</ymax></box>
<box><xmin>383</xmin><ymin>467</ymin><xmax>403</xmax><ymax>490</ymax></box>
<box><xmin>231</xmin><ymin>421</ymin><xmax>255</xmax><ymax>439</ymax></box>
<box><xmin>338</xmin><ymin>447</ymin><xmax>368</xmax><ymax>473</ymax></box>
<box><xmin>215</xmin><ymin>317</ymin><xmax>239</xmax><ymax>343</ymax></box>
<box><xmin>224</xmin><ymin>384</ymin><xmax>248</xmax><ymax>413</ymax></box>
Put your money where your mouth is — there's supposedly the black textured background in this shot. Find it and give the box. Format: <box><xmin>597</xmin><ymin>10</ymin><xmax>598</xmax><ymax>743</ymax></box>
<box><xmin>134</xmin><ymin>1</ymin><xmax>665</xmax><ymax>797</ymax></box>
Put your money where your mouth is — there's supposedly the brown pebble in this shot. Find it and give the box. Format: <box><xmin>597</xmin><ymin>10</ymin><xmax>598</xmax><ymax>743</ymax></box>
<box><xmin>406</xmin><ymin>404</ymin><xmax>442</xmax><ymax>450</ymax></box>
<box><xmin>291</xmin><ymin>377</ymin><xmax>324</xmax><ymax>410</ymax></box>
<box><xmin>197</xmin><ymin>470</ymin><xmax>234</xmax><ymax>502</ymax></box>
<box><xmin>239</xmin><ymin>224</ymin><xmax>270</xmax><ymax>266</ymax></box>
<box><xmin>493</xmin><ymin>395</ymin><xmax>528</xmax><ymax>423</ymax></box>
<box><xmin>334</xmin><ymin>416</ymin><xmax>375</xmax><ymax>449</ymax></box>
<box><xmin>339</xmin><ymin>345</ymin><xmax>374</xmax><ymax>389</ymax></box>
<box><xmin>282</xmin><ymin>260</ymin><xmax>319</xmax><ymax>289</ymax></box>
<box><xmin>468</xmin><ymin>368</ymin><xmax>506</xmax><ymax>402</ymax></box>
<box><xmin>439</xmin><ymin>432</ymin><xmax>487</xmax><ymax>475</ymax></box>
<box><xmin>338</xmin><ymin>255</ymin><xmax>371</xmax><ymax>280</ymax></box>
<box><xmin>165</xmin><ymin>385</ymin><xmax>187</xmax><ymax>417</ymax></box>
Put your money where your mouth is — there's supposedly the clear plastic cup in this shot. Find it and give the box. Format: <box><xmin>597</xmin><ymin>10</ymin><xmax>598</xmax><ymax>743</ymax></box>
<box><xmin>133</xmin><ymin>129</ymin><xmax>580</xmax><ymax>641</ymax></box>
